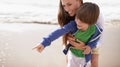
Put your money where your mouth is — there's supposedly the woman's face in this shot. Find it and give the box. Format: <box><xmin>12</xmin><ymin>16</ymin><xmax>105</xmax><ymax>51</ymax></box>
<box><xmin>61</xmin><ymin>0</ymin><xmax>82</xmax><ymax>16</ymax></box>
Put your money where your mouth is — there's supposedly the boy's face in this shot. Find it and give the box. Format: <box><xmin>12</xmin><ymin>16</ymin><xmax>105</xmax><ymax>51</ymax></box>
<box><xmin>75</xmin><ymin>18</ymin><xmax>89</xmax><ymax>31</ymax></box>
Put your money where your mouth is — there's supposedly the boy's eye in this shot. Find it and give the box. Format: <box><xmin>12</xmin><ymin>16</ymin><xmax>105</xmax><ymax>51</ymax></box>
<box><xmin>77</xmin><ymin>25</ymin><xmax>81</xmax><ymax>28</ymax></box>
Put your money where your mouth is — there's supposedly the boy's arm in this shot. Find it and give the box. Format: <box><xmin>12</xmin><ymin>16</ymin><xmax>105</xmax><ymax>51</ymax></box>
<box><xmin>41</xmin><ymin>21</ymin><xmax>76</xmax><ymax>47</ymax></box>
<box><xmin>87</xmin><ymin>26</ymin><xmax>103</xmax><ymax>49</ymax></box>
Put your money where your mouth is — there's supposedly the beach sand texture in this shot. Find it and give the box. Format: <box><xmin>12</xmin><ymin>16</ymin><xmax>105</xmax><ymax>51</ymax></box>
<box><xmin>0</xmin><ymin>22</ymin><xmax>120</xmax><ymax>67</ymax></box>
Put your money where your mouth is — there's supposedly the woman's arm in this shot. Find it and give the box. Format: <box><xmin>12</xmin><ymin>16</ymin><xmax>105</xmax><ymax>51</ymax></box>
<box><xmin>87</xmin><ymin>12</ymin><xmax>104</xmax><ymax>49</ymax></box>
<box><xmin>87</xmin><ymin>25</ymin><xmax>103</xmax><ymax>49</ymax></box>
<box><xmin>67</xmin><ymin>25</ymin><xmax>103</xmax><ymax>50</ymax></box>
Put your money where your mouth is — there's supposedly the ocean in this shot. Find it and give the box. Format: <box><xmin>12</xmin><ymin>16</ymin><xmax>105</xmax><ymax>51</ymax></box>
<box><xmin>0</xmin><ymin>0</ymin><xmax>120</xmax><ymax>24</ymax></box>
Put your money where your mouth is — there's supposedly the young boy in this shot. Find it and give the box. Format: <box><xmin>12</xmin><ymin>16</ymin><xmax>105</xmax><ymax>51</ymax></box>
<box><xmin>33</xmin><ymin>2</ymin><xmax>102</xmax><ymax>67</ymax></box>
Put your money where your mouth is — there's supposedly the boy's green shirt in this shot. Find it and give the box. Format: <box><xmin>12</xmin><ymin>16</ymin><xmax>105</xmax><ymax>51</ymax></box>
<box><xmin>70</xmin><ymin>25</ymin><xmax>96</xmax><ymax>58</ymax></box>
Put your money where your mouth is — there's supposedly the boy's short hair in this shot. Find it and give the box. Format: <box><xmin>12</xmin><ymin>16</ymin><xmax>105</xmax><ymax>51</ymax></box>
<box><xmin>76</xmin><ymin>2</ymin><xmax>100</xmax><ymax>25</ymax></box>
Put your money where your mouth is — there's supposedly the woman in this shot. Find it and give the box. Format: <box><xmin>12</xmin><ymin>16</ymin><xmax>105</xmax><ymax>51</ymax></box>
<box><xmin>58</xmin><ymin>0</ymin><xmax>104</xmax><ymax>67</ymax></box>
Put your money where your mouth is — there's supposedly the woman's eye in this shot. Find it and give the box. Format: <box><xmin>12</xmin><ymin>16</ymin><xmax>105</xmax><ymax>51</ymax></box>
<box><xmin>67</xmin><ymin>3</ymin><xmax>72</xmax><ymax>6</ymax></box>
<box><xmin>62</xmin><ymin>5</ymin><xmax>65</xmax><ymax>8</ymax></box>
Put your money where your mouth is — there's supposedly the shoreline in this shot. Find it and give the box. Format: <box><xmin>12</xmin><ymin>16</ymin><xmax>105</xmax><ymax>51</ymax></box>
<box><xmin>0</xmin><ymin>19</ymin><xmax>120</xmax><ymax>25</ymax></box>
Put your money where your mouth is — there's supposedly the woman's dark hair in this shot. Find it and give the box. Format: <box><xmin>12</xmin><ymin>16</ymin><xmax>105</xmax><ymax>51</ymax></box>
<box><xmin>57</xmin><ymin>0</ymin><xmax>83</xmax><ymax>45</ymax></box>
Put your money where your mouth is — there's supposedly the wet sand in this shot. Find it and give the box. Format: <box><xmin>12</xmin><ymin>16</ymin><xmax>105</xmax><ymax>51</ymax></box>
<box><xmin>0</xmin><ymin>22</ymin><xmax>120</xmax><ymax>67</ymax></box>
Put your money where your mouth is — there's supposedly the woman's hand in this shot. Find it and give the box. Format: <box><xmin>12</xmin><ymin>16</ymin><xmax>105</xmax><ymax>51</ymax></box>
<box><xmin>32</xmin><ymin>44</ymin><xmax>44</xmax><ymax>53</ymax></box>
<box><xmin>83</xmin><ymin>45</ymin><xmax>91</xmax><ymax>54</ymax></box>
<box><xmin>67</xmin><ymin>34</ymin><xmax>75</xmax><ymax>41</ymax></box>
<box><xmin>68</xmin><ymin>40</ymin><xmax>85</xmax><ymax>50</ymax></box>
<box><xmin>67</xmin><ymin>34</ymin><xmax>85</xmax><ymax>50</ymax></box>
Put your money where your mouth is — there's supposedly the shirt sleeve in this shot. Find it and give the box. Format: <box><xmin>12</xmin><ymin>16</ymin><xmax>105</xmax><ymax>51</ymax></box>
<box><xmin>87</xmin><ymin>26</ymin><xmax>103</xmax><ymax>49</ymax></box>
<box><xmin>41</xmin><ymin>21</ymin><xmax>76</xmax><ymax>47</ymax></box>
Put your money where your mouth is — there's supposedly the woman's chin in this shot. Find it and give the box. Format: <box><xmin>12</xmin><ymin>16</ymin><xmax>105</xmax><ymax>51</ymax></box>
<box><xmin>69</xmin><ymin>13</ymin><xmax>75</xmax><ymax>17</ymax></box>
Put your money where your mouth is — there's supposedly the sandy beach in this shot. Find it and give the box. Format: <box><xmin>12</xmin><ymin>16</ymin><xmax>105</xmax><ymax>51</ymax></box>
<box><xmin>0</xmin><ymin>22</ymin><xmax>120</xmax><ymax>67</ymax></box>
